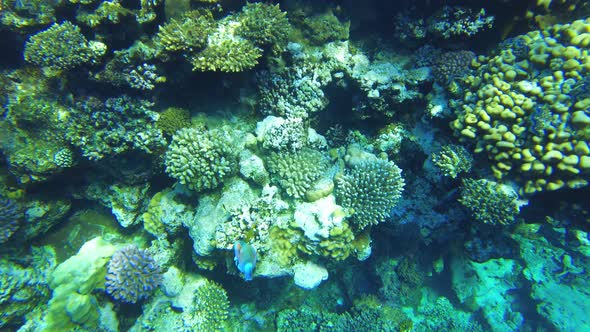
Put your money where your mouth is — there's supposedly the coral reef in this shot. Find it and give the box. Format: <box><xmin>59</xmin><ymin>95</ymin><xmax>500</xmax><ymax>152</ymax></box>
<box><xmin>105</xmin><ymin>245</ymin><xmax>162</xmax><ymax>303</ymax></box>
<box><xmin>23</xmin><ymin>21</ymin><xmax>106</xmax><ymax>70</ymax></box>
<box><xmin>431</xmin><ymin>144</ymin><xmax>473</xmax><ymax>178</ymax></box>
<box><xmin>336</xmin><ymin>156</ymin><xmax>405</xmax><ymax>230</ymax></box>
<box><xmin>450</xmin><ymin>18</ymin><xmax>590</xmax><ymax>194</ymax></box>
<box><xmin>459</xmin><ymin>179</ymin><xmax>521</xmax><ymax>225</ymax></box>
<box><xmin>164</xmin><ymin>127</ymin><xmax>237</xmax><ymax>192</ymax></box>
<box><xmin>0</xmin><ymin>247</ymin><xmax>55</xmax><ymax>329</ymax></box>
<box><xmin>266</xmin><ymin>147</ymin><xmax>331</xmax><ymax>199</ymax></box>
<box><xmin>66</xmin><ymin>95</ymin><xmax>165</xmax><ymax>160</ymax></box>
<box><xmin>0</xmin><ymin>196</ymin><xmax>22</xmax><ymax>244</ymax></box>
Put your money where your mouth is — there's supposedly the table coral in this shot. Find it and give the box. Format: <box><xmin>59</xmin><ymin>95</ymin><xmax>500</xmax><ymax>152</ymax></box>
<box><xmin>450</xmin><ymin>18</ymin><xmax>590</xmax><ymax>194</ymax></box>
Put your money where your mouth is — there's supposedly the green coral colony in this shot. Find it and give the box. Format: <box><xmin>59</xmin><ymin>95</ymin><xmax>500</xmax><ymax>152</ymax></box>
<box><xmin>1</xmin><ymin>0</ymin><xmax>590</xmax><ymax>331</ymax></box>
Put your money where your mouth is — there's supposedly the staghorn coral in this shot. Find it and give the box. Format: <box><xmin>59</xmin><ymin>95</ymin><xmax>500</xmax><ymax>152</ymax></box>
<box><xmin>266</xmin><ymin>147</ymin><xmax>331</xmax><ymax>199</ymax></box>
<box><xmin>335</xmin><ymin>158</ymin><xmax>405</xmax><ymax>231</ymax></box>
<box><xmin>164</xmin><ymin>127</ymin><xmax>237</xmax><ymax>192</ymax></box>
<box><xmin>459</xmin><ymin>178</ymin><xmax>521</xmax><ymax>225</ymax></box>
<box><xmin>23</xmin><ymin>21</ymin><xmax>106</xmax><ymax>70</ymax></box>
<box><xmin>105</xmin><ymin>245</ymin><xmax>162</xmax><ymax>303</ymax></box>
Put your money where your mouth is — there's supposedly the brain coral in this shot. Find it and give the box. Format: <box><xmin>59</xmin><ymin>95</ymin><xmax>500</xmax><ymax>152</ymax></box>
<box><xmin>165</xmin><ymin>127</ymin><xmax>237</xmax><ymax>192</ymax></box>
<box><xmin>105</xmin><ymin>245</ymin><xmax>162</xmax><ymax>303</ymax></box>
<box><xmin>336</xmin><ymin>158</ymin><xmax>405</xmax><ymax>230</ymax></box>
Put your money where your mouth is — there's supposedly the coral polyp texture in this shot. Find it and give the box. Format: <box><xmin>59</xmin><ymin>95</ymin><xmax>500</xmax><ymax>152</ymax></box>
<box><xmin>336</xmin><ymin>158</ymin><xmax>405</xmax><ymax>231</ymax></box>
<box><xmin>432</xmin><ymin>144</ymin><xmax>473</xmax><ymax>178</ymax></box>
<box><xmin>165</xmin><ymin>127</ymin><xmax>237</xmax><ymax>192</ymax></box>
<box><xmin>105</xmin><ymin>245</ymin><xmax>162</xmax><ymax>303</ymax></box>
<box><xmin>451</xmin><ymin>18</ymin><xmax>590</xmax><ymax>194</ymax></box>
<box><xmin>459</xmin><ymin>178</ymin><xmax>521</xmax><ymax>225</ymax></box>
<box><xmin>0</xmin><ymin>196</ymin><xmax>22</xmax><ymax>243</ymax></box>
<box><xmin>23</xmin><ymin>21</ymin><xmax>106</xmax><ymax>70</ymax></box>
<box><xmin>266</xmin><ymin>147</ymin><xmax>331</xmax><ymax>199</ymax></box>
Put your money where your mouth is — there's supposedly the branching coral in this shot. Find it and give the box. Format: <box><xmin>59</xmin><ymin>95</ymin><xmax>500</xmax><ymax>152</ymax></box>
<box><xmin>266</xmin><ymin>147</ymin><xmax>331</xmax><ymax>199</ymax></box>
<box><xmin>459</xmin><ymin>178</ymin><xmax>521</xmax><ymax>225</ymax></box>
<box><xmin>164</xmin><ymin>127</ymin><xmax>237</xmax><ymax>192</ymax></box>
<box><xmin>190</xmin><ymin>38</ymin><xmax>262</xmax><ymax>72</ymax></box>
<box><xmin>335</xmin><ymin>158</ymin><xmax>405</xmax><ymax>230</ymax></box>
<box><xmin>23</xmin><ymin>21</ymin><xmax>106</xmax><ymax>70</ymax></box>
<box><xmin>236</xmin><ymin>2</ymin><xmax>291</xmax><ymax>54</ymax></box>
<box><xmin>156</xmin><ymin>107</ymin><xmax>191</xmax><ymax>137</ymax></box>
<box><xmin>156</xmin><ymin>9</ymin><xmax>215</xmax><ymax>54</ymax></box>
<box><xmin>432</xmin><ymin>144</ymin><xmax>473</xmax><ymax>178</ymax></box>
<box><xmin>182</xmin><ymin>280</ymin><xmax>229</xmax><ymax>331</ymax></box>
<box><xmin>257</xmin><ymin>68</ymin><xmax>327</xmax><ymax>119</ymax></box>
<box><xmin>66</xmin><ymin>95</ymin><xmax>165</xmax><ymax>160</ymax></box>
<box><xmin>105</xmin><ymin>245</ymin><xmax>162</xmax><ymax>303</ymax></box>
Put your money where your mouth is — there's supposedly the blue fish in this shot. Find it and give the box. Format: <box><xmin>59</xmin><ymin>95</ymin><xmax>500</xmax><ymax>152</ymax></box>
<box><xmin>234</xmin><ymin>240</ymin><xmax>257</xmax><ymax>281</ymax></box>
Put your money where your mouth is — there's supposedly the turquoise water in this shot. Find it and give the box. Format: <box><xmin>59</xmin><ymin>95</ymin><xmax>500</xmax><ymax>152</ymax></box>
<box><xmin>1</xmin><ymin>0</ymin><xmax>589</xmax><ymax>331</ymax></box>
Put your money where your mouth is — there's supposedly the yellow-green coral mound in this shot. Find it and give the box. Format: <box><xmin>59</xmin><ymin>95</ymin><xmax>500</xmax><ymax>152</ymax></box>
<box><xmin>451</xmin><ymin>18</ymin><xmax>590</xmax><ymax>194</ymax></box>
<box><xmin>183</xmin><ymin>280</ymin><xmax>229</xmax><ymax>331</ymax></box>
<box><xmin>164</xmin><ymin>127</ymin><xmax>237</xmax><ymax>192</ymax></box>
<box><xmin>24</xmin><ymin>21</ymin><xmax>106</xmax><ymax>70</ymax></box>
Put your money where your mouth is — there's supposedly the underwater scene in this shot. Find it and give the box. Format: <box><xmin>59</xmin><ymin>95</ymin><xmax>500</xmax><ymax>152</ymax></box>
<box><xmin>1</xmin><ymin>0</ymin><xmax>590</xmax><ymax>331</ymax></box>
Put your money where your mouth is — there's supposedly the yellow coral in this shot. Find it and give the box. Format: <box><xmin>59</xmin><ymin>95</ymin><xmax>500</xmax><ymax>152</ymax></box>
<box><xmin>451</xmin><ymin>18</ymin><xmax>590</xmax><ymax>194</ymax></box>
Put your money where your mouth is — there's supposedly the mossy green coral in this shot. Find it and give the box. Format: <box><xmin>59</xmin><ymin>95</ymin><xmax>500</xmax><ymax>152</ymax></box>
<box><xmin>164</xmin><ymin>127</ymin><xmax>237</xmax><ymax>192</ymax></box>
<box><xmin>23</xmin><ymin>21</ymin><xmax>106</xmax><ymax>70</ymax></box>
<box><xmin>236</xmin><ymin>2</ymin><xmax>291</xmax><ymax>54</ymax></box>
<box><xmin>156</xmin><ymin>9</ymin><xmax>215</xmax><ymax>54</ymax></box>
<box><xmin>431</xmin><ymin>144</ymin><xmax>473</xmax><ymax>178</ymax></box>
<box><xmin>157</xmin><ymin>107</ymin><xmax>191</xmax><ymax>136</ymax></box>
<box><xmin>183</xmin><ymin>280</ymin><xmax>229</xmax><ymax>331</ymax></box>
<box><xmin>190</xmin><ymin>38</ymin><xmax>262</xmax><ymax>72</ymax></box>
<box><xmin>266</xmin><ymin>147</ymin><xmax>331</xmax><ymax>199</ymax></box>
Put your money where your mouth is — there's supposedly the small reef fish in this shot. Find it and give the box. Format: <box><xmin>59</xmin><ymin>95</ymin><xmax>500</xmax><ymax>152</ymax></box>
<box><xmin>234</xmin><ymin>240</ymin><xmax>257</xmax><ymax>281</ymax></box>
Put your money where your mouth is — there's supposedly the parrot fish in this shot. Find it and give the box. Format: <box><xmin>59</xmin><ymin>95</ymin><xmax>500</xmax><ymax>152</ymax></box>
<box><xmin>234</xmin><ymin>240</ymin><xmax>257</xmax><ymax>281</ymax></box>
